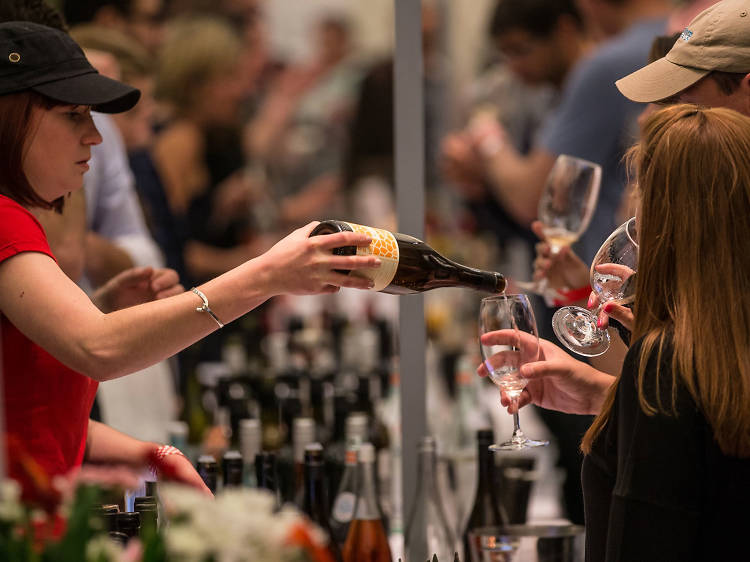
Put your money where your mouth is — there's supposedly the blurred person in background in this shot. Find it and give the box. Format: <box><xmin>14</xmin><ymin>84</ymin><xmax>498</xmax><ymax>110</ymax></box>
<box><xmin>343</xmin><ymin>0</ymin><xmax>448</xmax><ymax>230</ymax></box>
<box><xmin>442</xmin><ymin>0</ymin><xmax>593</xmax><ymax>525</ymax></box>
<box><xmin>153</xmin><ymin>15</ymin><xmax>264</xmax><ymax>283</ymax></box>
<box><xmin>245</xmin><ymin>13</ymin><xmax>362</xmax><ymax>227</ymax></box>
<box><xmin>442</xmin><ymin>0</ymin><xmax>590</xmax><ymax>265</ymax></box>
<box><xmin>63</xmin><ymin>0</ymin><xmax>167</xmax><ymax>54</ymax></box>
<box><xmin>71</xmin><ymin>24</ymin><xmax>188</xmax><ymax>288</ymax></box>
<box><xmin>449</xmin><ymin>0</ymin><xmax>670</xmax><ymax>264</ymax></box>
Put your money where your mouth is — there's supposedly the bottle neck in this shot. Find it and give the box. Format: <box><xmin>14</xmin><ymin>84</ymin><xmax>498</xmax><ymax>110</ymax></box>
<box><xmin>450</xmin><ymin>263</ymin><xmax>506</xmax><ymax>294</ymax></box>
<box><xmin>352</xmin><ymin>460</ymin><xmax>380</xmax><ymax>520</ymax></box>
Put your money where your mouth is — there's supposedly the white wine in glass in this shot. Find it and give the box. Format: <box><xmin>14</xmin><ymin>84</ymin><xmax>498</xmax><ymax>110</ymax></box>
<box><xmin>479</xmin><ymin>294</ymin><xmax>548</xmax><ymax>451</ymax></box>
<box><xmin>552</xmin><ymin>217</ymin><xmax>638</xmax><ymax>356</ymax></box>
<box><xmin>517</xmin><ymin>154</ymin><xmax>601</xmax><ymax>299</ymax></box>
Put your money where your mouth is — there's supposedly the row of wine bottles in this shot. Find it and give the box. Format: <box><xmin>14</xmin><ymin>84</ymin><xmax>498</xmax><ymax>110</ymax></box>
<box><xmin>190</xmin><ymin>426</ymin><xmax>508</xmax><ymax>562</ymax></box>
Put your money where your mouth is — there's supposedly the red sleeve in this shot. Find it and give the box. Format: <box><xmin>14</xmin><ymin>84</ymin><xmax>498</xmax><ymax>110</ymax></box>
<box><xmin>0</xmin><ymin>195</ymin><xmax>55</xmax><ymax>264</ymax></box>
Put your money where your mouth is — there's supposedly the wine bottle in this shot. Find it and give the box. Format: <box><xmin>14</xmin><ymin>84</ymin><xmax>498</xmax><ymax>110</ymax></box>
<box><xmin>343</xmin><ymin>443</ymin><xmax>392</xmax><ymax>562</ymax></box>
<box><xmin>196</xmin><ymin>454</ymin><xmax>218</xmax><ymax>494</ymax></box>
<box><xmin>462</xmin><ymin>429</ymin><xmax>507</xmax><ymax>562</ymax></box>
<box><xmin>255</xmin><ymin>451</ymin><xmax>281</xmax><ymax>507</ymax></box>
<box><xmin>404</xmin><ymin>437</ymin><xmax>457</xmax><ymax>562</ymax></box>
<box><xmin>302</xmin><ymin>443</ymin><xmax>343</xmax><ymax>561</ymax></box>
<box><xmin>329</xmin><ymin>416</ymin><xmax>367</xmax><ymax>549</ymax></box>
<box><xmin>309</xmin><ymin>220</ymin><xmax>506</xmax><ymax>294</ymax></box>
<box><xmin>239</xmin><ymin>418</ymin><xmax>261</xmax><ymax>488</ymax></box>
<box><xmin>222</xmin><ymin>450</ymin><xmax>244</xmax><ymax>489</ymax></box>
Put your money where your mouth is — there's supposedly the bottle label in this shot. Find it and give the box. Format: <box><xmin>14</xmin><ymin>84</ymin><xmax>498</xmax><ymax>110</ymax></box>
<box><xmin>331</xmin><ymin>491</ymin><xmax>356</xmax><ymax>522</ymax></box>
<box><xmin>343</xmin><ymin>222</ymin><xmax>399</xmax><ymax>291</ymax></box>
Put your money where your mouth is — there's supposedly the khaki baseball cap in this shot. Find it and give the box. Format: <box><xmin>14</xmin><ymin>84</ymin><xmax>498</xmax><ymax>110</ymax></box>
<box><xmin>616</xmin><ymin>0</ymin><xmax>750</xmax><ymax>103</ymax></box>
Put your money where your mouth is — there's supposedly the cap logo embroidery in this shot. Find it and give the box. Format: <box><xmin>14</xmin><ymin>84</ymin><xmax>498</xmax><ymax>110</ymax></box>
<box><xmin>680</xmin><ymin>28</ymin><xmax>693</xmax><ymax>42</ymax></box>
<box><xmin>8</xmin><ymin>52</ymin><xmax>20</xmax><ymax>63</ymax></box>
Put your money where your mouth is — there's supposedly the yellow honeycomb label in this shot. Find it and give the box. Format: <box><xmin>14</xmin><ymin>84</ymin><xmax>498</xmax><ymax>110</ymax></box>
<box><xmin>344</xmin><ymin>222</ymin><xmax>399</xmax><ymax>291</ymax></box>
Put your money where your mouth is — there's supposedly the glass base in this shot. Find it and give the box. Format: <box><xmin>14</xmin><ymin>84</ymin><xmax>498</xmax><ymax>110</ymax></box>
<box><xmin>490</xmin><ymin>438</ymin><xmax>549</xmax><ymax>451</ymax></box>
<box><xmin>551</xmin><ymin>306</ymin><xmax>610</xmax><ymax>357</ymax></box>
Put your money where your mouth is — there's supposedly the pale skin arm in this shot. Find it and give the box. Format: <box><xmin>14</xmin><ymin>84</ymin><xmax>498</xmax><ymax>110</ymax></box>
<box><xmin>482</xmin><ymin>146</ymin><xmax>557</xmax><ymax>226</ymax></box>
<box><xmin>85</xmin><ymin>420</ymin><xmax>210</xmax><ymax>495</ymax></box>
<box><xmin>0</xmin><ymin>223</ymin><xmax>379</xmax><ymax>381</ymax></box>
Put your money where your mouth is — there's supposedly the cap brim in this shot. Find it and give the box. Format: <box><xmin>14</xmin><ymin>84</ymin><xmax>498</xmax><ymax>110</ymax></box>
<box><xmin>615</xmin><ymin>57</ymin><xmax>710</xmax><ymax>103</ymax></box>
<box><xmin>32</xmin><ymin>71</ymin><xmax>140</xmax><ymax>114</ymax></box>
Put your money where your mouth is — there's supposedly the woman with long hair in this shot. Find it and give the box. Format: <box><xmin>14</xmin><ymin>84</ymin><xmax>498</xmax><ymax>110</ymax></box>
<box><xmin>480</xmin><ymin>103</ymin><xmax>750</xmax><ymax>560</ymax></box>
<box><xmin>0</xmin><ymin>21</ymin><xmax>379</xmax><ymax>498</ymax></box>
<box><xmin>579</xmin><ymin>103</ymin><xmax>750</xmax><ymax>559</ymax></box>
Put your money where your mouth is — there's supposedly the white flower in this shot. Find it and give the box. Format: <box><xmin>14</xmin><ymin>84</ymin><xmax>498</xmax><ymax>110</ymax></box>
<box><xmin>158</xmin><ymin>485</ymin><xmax>323</xmax><ymax>562</ymax></box>
<box><xmin>0</xmin><ymin>480</ymin><xmax>23</xmax><ymax>523</ymax></box>
<box><xmin>85</xmin><ymin>534</ymin><xmax>126</xmax><ymax>562</ymax></box>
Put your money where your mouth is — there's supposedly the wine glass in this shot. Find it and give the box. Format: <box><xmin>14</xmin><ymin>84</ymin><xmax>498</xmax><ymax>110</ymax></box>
<box><xmin>516</xmin><ymin>154</ymin><xmax>601</xmax><ymax>300</ymax></box>
<box><xmin>479</xmin><ymin>294</ymin><xmax>548</xmax><ymax>451</ymax></box>
<box><xmin>552</xmin><ymin>217</ymin><xmax>638</xmax><ymax>357</ymax></box>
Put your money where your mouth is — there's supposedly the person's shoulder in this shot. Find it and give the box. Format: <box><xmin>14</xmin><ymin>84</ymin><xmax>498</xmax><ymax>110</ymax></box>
<box><xmin>573</xmin><ymin>18</ymin><xmax>667</xmax><ymax>82</ymax></box>
<box><xmin>0</xmin><ymin>195</ymin><xmax>41</xmax><ymax>226</ymax></box>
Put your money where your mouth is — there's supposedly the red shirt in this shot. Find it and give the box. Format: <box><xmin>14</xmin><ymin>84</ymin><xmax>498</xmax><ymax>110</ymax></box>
<box><xmin>0</xmin><ymin>195</ymin><xmax>98</xmax><ymax>483</ymax></box>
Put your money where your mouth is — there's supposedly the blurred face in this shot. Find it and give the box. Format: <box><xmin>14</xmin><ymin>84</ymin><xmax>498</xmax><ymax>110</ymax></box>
<box><xmin>113</xmin><ymin>75</ymin><xmax>156</xmax><ymax>150</ymax></box>
<box><xmin>196</xmin><ymin>64</ymin><xmax>247</xmax><ymax>125</ymax></box>
<box><xmin>23</xmin><ymin>105</ymin><xmax>102</xmax><ymax>202</ymax></box>
<box><xmin>128</xmin><ymin>0</ymin><xmax>166</xmax><ymax>53</ymax></box>
<box><xmin>496</xmin><ymin>29</ymin><xmax>568</xmax><ymax>86</ymax></box>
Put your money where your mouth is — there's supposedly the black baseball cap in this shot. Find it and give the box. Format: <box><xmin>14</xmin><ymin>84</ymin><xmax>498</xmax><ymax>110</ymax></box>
<box><xmin>0</xmin><ymin>21</ymin><xmax>140</xmax><ymax>113</ymax></box>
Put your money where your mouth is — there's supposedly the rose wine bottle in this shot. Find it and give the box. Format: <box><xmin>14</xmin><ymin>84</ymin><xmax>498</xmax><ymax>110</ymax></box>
<box><xmin>342</xmin><ymin>443</ymin><xmax>392</xmax><ymax>562</ymax></box>
<box><xmin>310</xmin><ymin>220</ymin><xmax>506</xmax><ymax>295</ymax></box>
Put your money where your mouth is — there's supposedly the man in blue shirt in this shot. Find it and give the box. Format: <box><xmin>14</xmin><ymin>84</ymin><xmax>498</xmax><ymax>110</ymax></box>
<box><xmin>468</xmin><ymin>0</ymin><xmax>671</xmax><ymax>263</ymax></box>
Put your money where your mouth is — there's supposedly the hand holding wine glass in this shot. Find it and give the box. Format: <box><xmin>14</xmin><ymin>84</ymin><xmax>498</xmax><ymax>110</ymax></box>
<box><xmin>479</xmin><ymin>294</ymin><xmax>548</xmax><ymax>450</ymax></box>
<box><xmin>552</xmin><ymin>218</ymin><xmax>638</xmax><ymax>356</ymax></box>
<box><xmin>516</xmin><ymin>155</ymin><xmax>601</xmax><ymax>301</ymax></box>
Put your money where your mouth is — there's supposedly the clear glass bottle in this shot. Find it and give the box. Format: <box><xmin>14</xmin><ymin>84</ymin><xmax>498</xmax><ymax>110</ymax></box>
<box><xmin>329</xmin><ymin>438</ymin><xmax>360</xmax><ymax>548</ymax></box>
<box><xmin>293</xmin><ymin>417</ymin><xmax>317</xmax><ymax>506</ymax></box>
<box><xmin>404</xmin><ymin>437</ymin><xmax>457</xmax><ymax>562</ymax></box>
<box><xmin>343</xmin><ymin>443</ymin><xmax>392</xmax><ymax>562</ymax></box>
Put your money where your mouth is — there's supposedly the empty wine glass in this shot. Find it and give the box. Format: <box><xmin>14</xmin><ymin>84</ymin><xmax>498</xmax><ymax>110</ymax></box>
<box><xmin>552</xmin><ymin>217</ymin><xmax>638</xmax><ymax>357</ymax></box>
<box><xmin>516</xmin><ymin>154</ymin><xmax>601</xmax><ymax>300</ymax></box>
<box><xmin>479</xmin><ymin>294</ymin><xmax>547</xmax><ymax>451</ymax></box>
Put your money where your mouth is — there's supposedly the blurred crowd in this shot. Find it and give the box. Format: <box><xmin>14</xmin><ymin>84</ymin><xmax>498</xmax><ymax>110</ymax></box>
<box><xmin>6</xmin><ymin>0</ymin><xmax>721</xmax><ymax>526</ymax></box>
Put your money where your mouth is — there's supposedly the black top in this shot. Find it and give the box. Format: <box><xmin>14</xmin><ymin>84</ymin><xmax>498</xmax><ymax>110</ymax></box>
<box><xmin>582</xmin><ymin>337</ymin><xmax>750</xmax><ymax>561</ymax></box>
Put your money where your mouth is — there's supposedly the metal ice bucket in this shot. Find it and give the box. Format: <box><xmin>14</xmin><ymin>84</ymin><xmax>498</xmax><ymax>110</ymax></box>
<box><xmin>468</xmin><ymin>524</ymin><xmax>585</xmax><ymax>562</ymax></box>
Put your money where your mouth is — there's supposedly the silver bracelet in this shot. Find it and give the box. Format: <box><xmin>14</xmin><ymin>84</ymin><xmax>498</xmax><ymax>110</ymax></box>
<box><xmin>191</xmin><ymin>287</ymin><xmax>224</xmax><ymax>329</ymax></box>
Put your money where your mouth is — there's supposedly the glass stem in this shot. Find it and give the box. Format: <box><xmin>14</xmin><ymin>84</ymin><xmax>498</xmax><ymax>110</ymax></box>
<box><xmin>510</xmin><ymin>394</ymin><xmax>525</xmax><ymax>442</ymax></box>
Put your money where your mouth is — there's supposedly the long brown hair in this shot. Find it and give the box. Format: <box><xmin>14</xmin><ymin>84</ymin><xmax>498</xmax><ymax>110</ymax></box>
<box><xmin>0</xmin><ymin>91</ymin><xmax>65</xmax><ymax>212</ymax></box>
<box><xmin>582</xmin><ymin>104</ymin><xmax>750</xmax><ymax>457</ymax></box>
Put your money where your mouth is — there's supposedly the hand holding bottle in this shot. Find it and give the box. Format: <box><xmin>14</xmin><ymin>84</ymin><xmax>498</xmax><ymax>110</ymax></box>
<box><xmin>478</xmin><ymin>330</ymin><xmax>613</xmax><ymax>416</ymax></box>
<box><xmin>254</xmin><ymin>222</ymin><xmax>382</xmax><ymax>295</ymax></box>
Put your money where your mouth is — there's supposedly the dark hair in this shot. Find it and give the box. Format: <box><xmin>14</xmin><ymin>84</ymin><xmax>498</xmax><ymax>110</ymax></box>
<box><xmin>709</xmin><ymin>71</ymin><xmax>747</xmax><ymax>96</ymax></box>
<box><xmin>0</xmin><ymin>92</ymin><xmax>65</xmax><ymax>212</ymax></box>
<box><xmin>648</xmin><ymin>33</ymin><xmax>680</xmax><ymax>64</ymax></box>
<box><xmin>0</xmin><ymin>0</ymin><xmax>67</xmax><ymax>30</ymax></box>
<box><xmin>63</xmin><ymin>0</ymin><xmax>132</xmax><ymax>27</ymax></box>
<box><xmin>489</xmin><ymin>0</ymin><xmax>582</xmax><ymax>39</ymax></box>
